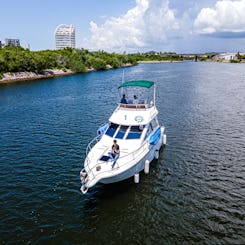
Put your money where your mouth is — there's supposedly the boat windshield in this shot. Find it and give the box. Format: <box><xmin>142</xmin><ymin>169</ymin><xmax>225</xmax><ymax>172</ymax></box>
<box><xmin>126</xmin><ymin>125</ymin><xmax>144</xmax><ymax>139</ymax></box>
<box><xmin>105</xmin><ymin>123</ymin><xmax>145</xmax><ymax>139</ymax></box>
<box><xmin>105</xmin><ymin>123</ymin><xmax>119</xmax><ymax>137</ymax></box>
<box><xmin>115</xmin><ymin>125</ymin><xmax>128</xmax><ymax>139</ymax></box>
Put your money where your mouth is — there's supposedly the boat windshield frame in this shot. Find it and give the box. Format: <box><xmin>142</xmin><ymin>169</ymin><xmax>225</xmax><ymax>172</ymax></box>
<box><xmin>105</xmin><ymin>123</ymin><xmax>145</xmax><ymax>140</ymax></box>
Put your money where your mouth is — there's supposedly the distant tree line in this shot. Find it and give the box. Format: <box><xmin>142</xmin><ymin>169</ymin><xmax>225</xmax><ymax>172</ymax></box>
<box><xmin>233</xmin><ymin>52</ymin><xmax>245</xmax><ymax>63</ymax></box>
<box><xmin>0</xmin><ymin>46</ymin><xmax>184</xmax><ymax>79</ymax></box>
<box><xmin>131</xmin><ymin>52</ymin><xmax>184</xmax><ymax>62</ymax></box>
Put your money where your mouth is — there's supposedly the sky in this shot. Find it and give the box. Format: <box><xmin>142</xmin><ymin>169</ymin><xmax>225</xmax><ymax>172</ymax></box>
<box><xmin>0</xmin><ymin>0</ymin><xmax>245</xmax><ymax>53</ymax></box>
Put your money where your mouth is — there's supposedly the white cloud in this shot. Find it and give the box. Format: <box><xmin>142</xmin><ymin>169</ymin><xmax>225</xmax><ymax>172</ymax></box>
<box><xmin>194</xmin><ymin>0</ymin><xmax>245</xmax><ymax>35</ymax></box>
<box><xmin>82</xmin><ymin>0</ymin><xmax>179</xmax><ymax>52</ymax></box>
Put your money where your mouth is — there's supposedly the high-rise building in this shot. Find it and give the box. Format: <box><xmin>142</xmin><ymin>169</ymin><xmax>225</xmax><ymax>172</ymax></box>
<box><xmin>55</xmin><ymin>24</ymin><xmax>75</xmax><ymax>49</ymax></box>
<box><xmin>5</xmin><ymin>38</ymin><xmax>20</xmax><ymax>47</ymax></box>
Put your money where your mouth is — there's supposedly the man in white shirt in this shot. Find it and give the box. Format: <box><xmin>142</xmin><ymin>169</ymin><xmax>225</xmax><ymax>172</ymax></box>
<box><xmin>133</xmin><ymin>95</ymin><xmax>139</xmax><ymax>104</ymax></box>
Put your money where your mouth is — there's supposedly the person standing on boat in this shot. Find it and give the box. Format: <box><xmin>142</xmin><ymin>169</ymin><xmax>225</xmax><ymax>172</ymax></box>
<box><xmin>133</xmin><ymin>95</ymin><xmax>139</xmax><ymax>104</ymax></box>
<box><xmin>109</xmin><ymin>140</ymin><xmax>120</xmax><ymax>168</ymax></box>
<box><xmin>120</xmin><ymin>94</ymin><xmax>127</xmax><ymax>104</ymax></box>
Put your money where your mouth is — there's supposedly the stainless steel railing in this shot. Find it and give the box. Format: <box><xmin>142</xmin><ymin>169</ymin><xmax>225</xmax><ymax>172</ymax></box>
<box><xmin>118</xmin><ymin>103</ymin><xmax>154</xmax><ymax>110</ymax></box>
<box><xmin>86</xmin><ymin>135</ymin><xmax>100</xmax><ymax>156</ymax></box>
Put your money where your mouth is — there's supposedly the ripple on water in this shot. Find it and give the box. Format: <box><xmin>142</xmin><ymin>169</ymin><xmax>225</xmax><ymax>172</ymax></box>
<box><xmin>0</xmin><ymin>63</ymin><xmax>245</xmax><ymax>244</ymax></box>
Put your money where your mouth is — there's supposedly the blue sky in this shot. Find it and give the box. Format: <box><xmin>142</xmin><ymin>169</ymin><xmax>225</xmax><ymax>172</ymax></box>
<box><xmin>0</xmin><ymin>0</ymin><xmax>245</xmax><ymax>53</ymax></box>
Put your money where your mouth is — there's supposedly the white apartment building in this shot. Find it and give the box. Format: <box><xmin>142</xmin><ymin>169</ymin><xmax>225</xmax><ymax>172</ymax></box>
<box><xmin>55</xmin><ymin>24</ymin><xmax>75</xmax><ymax>49</ymax></box>
<box><xmin>5</xmin><ymin>38</ymin><xmax>20</xmax><ymax>47</ymax></box>
<box><xmin>216</xmin><ymin>53</ymin><xmax>237</xmax><ymax>61</ymax></box>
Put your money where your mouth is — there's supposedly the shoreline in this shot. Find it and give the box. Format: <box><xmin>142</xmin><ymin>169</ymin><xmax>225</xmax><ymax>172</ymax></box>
<box><xmin>2</xmin><ymin>60</ymin><xmax>243</xmax><ymax>85</ymax></box>
<box><xmin>0</xmin><ymin>70</ymin><xmax>76</xmax><ymax>84</ymax></box>
<box><xmin>138</xmin><ymin>60</ymin><xmax>183</xmax><ymax>63</ymax></box>
<box><xmin>0</xmin><ymin>63</ymin><xmax>133</xmax><ymax>85</ymax></box>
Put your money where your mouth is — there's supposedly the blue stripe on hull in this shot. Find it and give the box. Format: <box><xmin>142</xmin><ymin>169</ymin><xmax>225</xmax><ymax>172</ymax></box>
<box><xmin>149</xmin><ymin>126</ymin><xmax>161</xmax><ymax>145</ymax></box>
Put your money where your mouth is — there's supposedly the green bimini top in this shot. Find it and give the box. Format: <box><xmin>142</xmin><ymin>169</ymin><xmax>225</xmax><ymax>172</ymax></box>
<box><xmin>118</xmin><ymin>80</ymin><xmax>154</xmax><ymax>89</ymax></box>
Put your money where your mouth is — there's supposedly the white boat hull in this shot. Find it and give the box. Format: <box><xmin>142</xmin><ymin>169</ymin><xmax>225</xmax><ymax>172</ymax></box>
<box><xmin>80</xmin><ymin>126</ymin><xmax>166</xmax><ymax>193</ymax></box>
<box><xmin>100</xmin><ymin>131</ymin><xmax>163</xmax><ymax>184</ymax></box>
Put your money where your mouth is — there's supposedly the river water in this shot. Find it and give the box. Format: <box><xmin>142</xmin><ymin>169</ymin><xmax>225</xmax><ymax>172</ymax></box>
<box><xmin>0</xmin><ymin>62</ymin><xmax>244</xmax><ymax>244</ymax></box>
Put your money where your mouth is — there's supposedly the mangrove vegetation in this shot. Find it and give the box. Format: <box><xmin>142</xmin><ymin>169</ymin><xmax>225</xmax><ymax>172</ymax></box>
<box><xmin>0</xmin><ymin>47</ymin><xmax>184</xmax><ymax>79</ymax></box>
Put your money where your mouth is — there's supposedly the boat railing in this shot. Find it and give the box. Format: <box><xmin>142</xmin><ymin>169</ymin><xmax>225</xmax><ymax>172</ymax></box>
<box><xmin>86</xmin><ymin>135</ymin><xmax>101</xmax><ymax>156</ymax></box>
<box><xmin>118</xmin><ymin>102</ymin><xmax>154</xmax><ymax>110</ymax></box>
<box><xmin>117</xmin><ymin>140</ymin><xmax>150</xmax><ymax>167</ymax></box>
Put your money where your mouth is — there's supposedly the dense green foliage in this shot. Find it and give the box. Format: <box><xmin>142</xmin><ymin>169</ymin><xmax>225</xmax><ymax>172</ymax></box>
<box><xmin>0</xmin><ymin>47</ymin><xmax>138</xmax><ymax>75</ymax></box>
<box><xmin>198</xmin><ymin>56</ymin><xmax>209</xmax><ymax>61</ymax></box>
<box><xmin>230</xmin><ymin>59</ymin><xmax>240</xmax><ymax>63</ymax></box>
<box><xmin>234</xmin><ymin>52</ymin><xmax>245</xmax><ymax>62</ymax></box>
<box><xmin>1</xmin><ymin>47</ymin><xmax>243</xmax><ymax>78</ymax></box>
<box><xmin>0</xmin><ymin>47</ymin><xmax>184</xmax><ymax>77</ymax></box>
<box><xmin>128</xmin><ymin>53</ymin><xmax>183</xmax><ymax>62</ymax></box>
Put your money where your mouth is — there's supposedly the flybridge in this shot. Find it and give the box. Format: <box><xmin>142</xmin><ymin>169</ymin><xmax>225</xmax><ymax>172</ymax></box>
<box><xmin>118</xmin><ymin>80</ymin><xmax>156</xmax><ymax>107</ymax></box>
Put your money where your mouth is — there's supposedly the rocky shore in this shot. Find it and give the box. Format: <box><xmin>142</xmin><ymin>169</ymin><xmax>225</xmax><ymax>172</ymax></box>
<box><xmin>0</xmin><ymin>69</ymin><xmax>76</xmax><ymax>84</ymax></box>
<box><xmin>0</xmin><ymin>63</ymin><xmax>133</xmax><ymax>85</ymax></box>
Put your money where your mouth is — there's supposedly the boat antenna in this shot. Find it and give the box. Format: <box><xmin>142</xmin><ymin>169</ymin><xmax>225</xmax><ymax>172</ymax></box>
<box><xmin>121</xmin><ymin>69</ymin><xmax>125</xmax><ymax>84</ymax></box>
<box><xmin>153</xmin><ymin>81</ymin><xmax>156</xmax><ymax>106</ymax></box>
<box><xmin>121</xmin><ymin>69</ymin><xmax>125</xmax><ymax>95</ymax></box>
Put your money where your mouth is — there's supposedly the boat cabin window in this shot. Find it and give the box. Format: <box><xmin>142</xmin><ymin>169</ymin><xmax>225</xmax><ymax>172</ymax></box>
<box><xmin>105</xmin><ymin>123</ymin><xmax>119</xmax><ymax>137</ymax></box>
<box><xmin>115</xmin><ymin>125</ymin><xmax>129</xmax><ymax>139</ymax></box>
<box><xmin>126</xmin><ymin>125</ymin><xmax>145</xmax><ymax>139</ymax></box>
